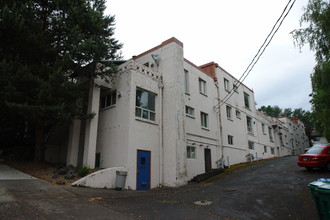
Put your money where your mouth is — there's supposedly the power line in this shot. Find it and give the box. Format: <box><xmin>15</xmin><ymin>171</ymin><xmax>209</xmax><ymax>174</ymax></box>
<box><xmin>219</xmin><ymin>0</ymin><xmax>297</xmax><ymax>107</ymax></box>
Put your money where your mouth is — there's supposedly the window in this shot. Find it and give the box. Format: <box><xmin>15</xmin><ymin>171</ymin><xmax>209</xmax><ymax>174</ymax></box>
<box><xmin>248</xmin><ymin>141</ymin><xmax>254</xmax><ymax>150</ymax></box>
<box><xmin>271</xmin><ymin>148</ymin><xmax>275</xmax><ymax>155</ymax></box>
<box><xmin>246</xmin><ymin>116</ymin><xmax>253</xmax><ymax>133</ymax></box>
<box><xmin>279</xmin><ymin>134</ymin><xmax>284</xmax><ymax>145</ymax></box>
<box><xmin>268</xmin><ymin>127</ymin><xmax>274</xmax><ymax>142</ymax></box>
<box><xmin>201</xmin><ymin>112</ymin><xmax>208</xmax><ymax>128</ymax></box>
<box><xmin>244</xmin><ymin>92</ymin><xmax>250</xmax><ymax>109</ymax></box>
<box><xmin>262</xmin><ymin>123</ymin><xmax>265</xmax><ymax>134</ymax></box>
<box><xmin>187</xmin><ymin>146</ymin><xmax>196</xmax><ymax>159</ymax></box>
<box><xmin>236</xmin><ymin>110</ymin><xmax>241</xmax><ymax>119</ymax></box>
<box><xmin>226</xmin><ymin>106</ymin><xmax>232</xmax><ymax>119</ymax></box>
<box><xmin>289</xmin><ymin>123</ymin><xmax>293</xmax><ymax>133</ymax></box>
<box><xmin>185</xmin><ymin>106</ymin><xmax>194</xmax><ymax>117</ymax></box>
<box><xmin>184</xmin><ymin>69</ymin><xmax>189</xmax><ymax>94</ymax></box>
<box><xmin>100</xmin><ymin>90</ymin><xmax>116</xmax><ymax>109</ymax></box>
<box><xmin>228</xmin><ymin>135</ymin><xmax>234</xmax><ymax>145</ymax></box>
<box><xmin>233</xmin><ymin>84</ymin><xmax>238</xmax><ymax>92</ymax></box>
<box><xmin>135</xmin><ymin>88</ymin><xmax>156</xmax><ymax>121</ymax></box>
<box><xmin>264</xmin><ymin>146</ymin><xmax>267</xmax><ymax>153</ymax></box>
<box><xmin>224</xmin><ymin>78</ymin><xmax>230</xmax><ymax>91</ymax></box>
<box><xmin>199</xmin><ymin>78</ymin><xmax>207</xmax><ymax>95</ymax></box>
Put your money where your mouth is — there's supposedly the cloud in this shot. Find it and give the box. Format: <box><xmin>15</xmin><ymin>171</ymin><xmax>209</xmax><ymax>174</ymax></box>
<box><xmin>107</xmin><ymin>0</ymin><xmax>315</xmax><ymax>111</ymax></box>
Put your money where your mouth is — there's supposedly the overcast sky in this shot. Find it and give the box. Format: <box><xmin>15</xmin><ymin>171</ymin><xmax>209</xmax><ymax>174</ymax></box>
<box><xmin>106</xmin><ymin>0</ymin><xmax>315</xmax><ymax>111</ymax></box>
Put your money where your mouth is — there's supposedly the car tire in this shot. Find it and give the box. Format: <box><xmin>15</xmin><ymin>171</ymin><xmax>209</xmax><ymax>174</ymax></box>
<box><xmin>305</xmin><ymin>167</ymin><xmax>313</xmax><ymax>171</ymax></box>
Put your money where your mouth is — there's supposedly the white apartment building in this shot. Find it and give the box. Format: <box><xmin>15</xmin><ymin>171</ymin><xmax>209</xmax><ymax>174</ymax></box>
<box><xmin>277</xmin><ymin>117</ymin><xmax>309</xmax><ymax>155</ymax></box>
<box><xmin>45</xmin><ymin>37</ymin><xmax>309</xmax><ymax>190</ymax></box>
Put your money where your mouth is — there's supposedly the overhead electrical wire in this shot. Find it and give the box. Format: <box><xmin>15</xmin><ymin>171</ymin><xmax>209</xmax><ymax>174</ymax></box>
<box><xmin>219</xmin><ymin>0</ymin><xmax>297</xmax><ymax>107</ymax></box>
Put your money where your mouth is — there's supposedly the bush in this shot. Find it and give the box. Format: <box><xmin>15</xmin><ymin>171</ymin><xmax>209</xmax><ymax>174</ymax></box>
<box><xmin>77</xmin><ymin>166</ymin><xmax>90</xmax><ymax>177</ymax></box>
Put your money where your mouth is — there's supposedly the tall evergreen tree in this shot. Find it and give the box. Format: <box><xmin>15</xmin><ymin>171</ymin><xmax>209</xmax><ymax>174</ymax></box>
<box><xmin>258</xmin><ymin>105</ymin><xmax>313</xmax><ymax>135</ymax></box>
<box><xmin>291</xmin><ymin>0</ymin><xmax>330</xmax><ymax>140</ymax></box>
<box><xmin>0</xmin><ymin>0</ymin><xmax>122</xmax><ymax>161</ymax></box>
<box><xmin>258</xmin><ymin>105</ymin><xmax>282</xmax><ymax>117</ymax></box>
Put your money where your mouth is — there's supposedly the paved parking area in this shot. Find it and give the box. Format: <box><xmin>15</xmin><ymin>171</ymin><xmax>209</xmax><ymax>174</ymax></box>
<box><xmin>0</xmin><ymin>164</ymin><xmax>130</xmax><ymax>220</ymax></box>
<box><xmin>1</xmin><ymin>157</ymin><xmax>328</xmax><ymax>219</ymax></box>
<box><xmin>66</xmin><ymin>157</ymin><xmax>327</xmax><ymax>220</ymax></box>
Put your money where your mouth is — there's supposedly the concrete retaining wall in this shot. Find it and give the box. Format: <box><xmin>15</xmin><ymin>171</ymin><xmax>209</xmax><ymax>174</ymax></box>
<box><xmin>72</xmin><ymin>167</ymin><xmax>127</xmax><ymax>189</ymax></box>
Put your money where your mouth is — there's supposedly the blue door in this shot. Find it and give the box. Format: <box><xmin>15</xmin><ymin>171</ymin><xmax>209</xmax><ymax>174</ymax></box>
<box><xmin>137</xmin><ymin>150</ymin><xmax>151</xmax><ymax>190</ymax></box>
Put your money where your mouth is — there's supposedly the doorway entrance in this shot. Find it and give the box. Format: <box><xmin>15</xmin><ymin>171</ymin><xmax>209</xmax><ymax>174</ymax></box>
<box><xmin>137</xmin><ymin>150</ymin><xmax>151</xmax><ymax>190</ymax></box>
<box><xmin>204</xmin><ymin>148</ymin><xmax>212</xmax><ymax>172</ymax></box>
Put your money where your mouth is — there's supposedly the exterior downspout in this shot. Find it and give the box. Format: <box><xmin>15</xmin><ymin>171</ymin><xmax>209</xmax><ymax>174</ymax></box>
<box><xmin>214</xmin><ymin>81</ymin><xmax>224</xmax><ymax>168</ymax></box>
<box><xmin>158</xmin><ymin>81</ymin><xmax>164</xmax><ymax>187</ymax></box>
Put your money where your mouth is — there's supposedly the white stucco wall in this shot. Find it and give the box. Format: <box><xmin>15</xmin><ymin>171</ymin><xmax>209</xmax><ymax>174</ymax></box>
<box><xmin>126</xmin><ymin>64</ymin><xmax>161</xmax><ymax>190</ymax></box>
<box><xmin>255</xmin><ymin>111</ymin><xmax>277</xmax><ymax>159</ymax></box>
<box><xmin>95</xmin><ymin>61</ymin><xmax>162</xmax><ymax>190</ymax></box>
<box><xmin>183</xmin><ymin>61</ymin><xmax>220</xmax><ymax>180</ymax></box>
<box><xmin>72</xmin><ymin>167</ymin><xmax>127</xmax><ymax>189</ymax></box>
<box><xmin>135</xmin><ymin>40</ymin><xmax>187</xmax><ymax>187</ymax></box>
<box><xmin>63</xmin><ymin>37</ymin><xmax>311</xmax><ymax>190</ymax></box>
<box><xmin>215</xmin><ymin>66</ymin><xmax>258</xmax><ymax>165</ymax></box>
<box><xmin>96</xmin><ymin>70</ymin><xmax>131</xmax><ymax>170</ymax></box>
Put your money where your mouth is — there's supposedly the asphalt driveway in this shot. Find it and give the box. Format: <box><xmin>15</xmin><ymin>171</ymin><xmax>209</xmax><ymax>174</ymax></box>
<box><xmin>1</xmin><ymin>156</ymin><xmax>329</xmax><ymax>220</ymax></box>
<box><xmin>0</xmin><ymin>163</ymin><xmax>130</xmax><ymax>220</ymax></box>
<box><xmin>67</xmin><ymin>156</ymin><xmax>328</xmax><ymax>220</ymax></box>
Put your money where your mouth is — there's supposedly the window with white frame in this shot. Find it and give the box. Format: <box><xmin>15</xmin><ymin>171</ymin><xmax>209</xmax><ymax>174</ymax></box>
<box><xmin>184</xmin><ymin>69</ymin><xmax>189</xmax><ymax>94</ymax></box>
<box><xmin>185</xmin><ymin>106</ymin><xmax>195</xmax><ymax>117</ymax></box>
<box><xmin>187</xmin><ymin>146</ymin><xmax>196</xmax><ymax>159</ymax></box>
<box><xmin>246</xmin><ymin>116</ymin><xmax>253</xmax><ymax>133</ymax></box>
<box><xmin>244</xmin><ymin>92</ymin><xmax>250</xmax><ymax>109</ymax></box>
<box><xmin>236</xmin><ymin>110</ymin><xmax>241</xmax><ymax>119</ymax></box>
<box><xmin>100</xmin><ymin>90</ymin><xmax>116</xmax><ymax>109</ymax></box>
<box><xmin>262</xmin><ymin>123</ymin><xmax>265</xmax><ymax>134</ymax></box>
<box><xmin>224</xmin><ymin>78</ymin><xmax>230</xmax><ymax>91</ymax></box>
<box><xmin>200</xmin><ymin>112</ymin><xmax>208</xmax><ymax>128</ymax></box>
<box><xmin>268</xmin><ymin>127</ymin><xmax>274</xmax><ymax>142</ymax></box>
<box><xmin>199</xmin><ymin>78</ymin><xmax>207</xmax><ymax>95</ymax></box>
<box><xmin>228</xmin><ymin>135</ymin><xmax>234</xmax><ymax>145</ymax></box>
<box><xmin>264</xmin><ymin>146</ymin><xmax>267</xmax><ymax>153</ymax></box>
<box><xmin>135</xmin><ymin>88</ymin><xmax>156</xmax><ymax>121</ymax></box>
<box><xmin>271</xmin><ymin>147</ymin><xmax>275</xmax><ymax>155</ymax></box>
<box><xmin>248</xmin><ymin>141</ymin><xmax>254</xmax><ymax>150</ymax></box>
<box><xmin>226</xmin><ymin>106</ymin><xmax>232</xmax><ymax>119</ymax></box>
<box><xmin>233</xmin><ymin>84</ymin><xmax>238</xmax><ymax>92</ymax></box>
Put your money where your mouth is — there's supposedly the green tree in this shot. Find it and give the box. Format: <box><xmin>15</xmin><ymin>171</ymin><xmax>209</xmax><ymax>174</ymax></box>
<box><xmin>258</xmin><ymin>105</ymin><xmax>313</xmax><ymax>134</ymax></box>
<box><xmin>0</xmin><ymin>0</ymin><xmax>122</xmax><ymax>161</ymax></box>
<box><xmin>282</xmin><ymin>108</ymin><xmax>293</xmax><ymax>117</ymax></box>
<box><xmin>291</xmin><ymin>0</ymin><xmax>330</xmax><ymax>140</ymax></box>
<box><xmin>292</xmin><ymin>108</ymin><xmax>313</xmax><ymax>135</ymax></box>
<box><xmin>259</xmin><ymin>105</ymin><xmax>282</xmax><ymax>117</ymax></box>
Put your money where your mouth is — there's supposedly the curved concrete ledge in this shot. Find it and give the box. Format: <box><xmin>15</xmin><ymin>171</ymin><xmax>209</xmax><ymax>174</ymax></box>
<box><xmin>72</xmin><ymin>167</ymin><xmax>127</xmax><ymax>189</ymax></box>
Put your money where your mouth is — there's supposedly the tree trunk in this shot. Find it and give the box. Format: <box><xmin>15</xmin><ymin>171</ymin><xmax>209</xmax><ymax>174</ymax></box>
<box><xmin>34</xmin><ymin>119</ymin><xmax>44</xmax><ymax>162</ymax></box>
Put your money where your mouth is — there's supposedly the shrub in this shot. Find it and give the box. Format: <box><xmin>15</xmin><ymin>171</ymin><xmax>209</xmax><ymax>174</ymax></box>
<box><xmin>77</xmin><ymin>166</ymin><xmax>90</xmax><ymax>177</ymax></box>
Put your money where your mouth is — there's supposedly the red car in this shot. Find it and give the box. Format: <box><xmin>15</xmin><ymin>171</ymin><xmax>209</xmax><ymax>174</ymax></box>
<box><xmin>297</xmin><ymin>144</ymin><xmax>330</xmax><ymax>170</ymax></box>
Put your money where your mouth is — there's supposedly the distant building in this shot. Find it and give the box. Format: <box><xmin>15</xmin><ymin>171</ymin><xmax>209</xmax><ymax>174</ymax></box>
<box><xmin>45</xmin><ymin>38</ymin><xmax>309</xmax><ymax>190</ymax></box>
<box><xmin>277</xmin><ymin>117</ymin><xmax>309</xmax><ymax>155</ymax></box>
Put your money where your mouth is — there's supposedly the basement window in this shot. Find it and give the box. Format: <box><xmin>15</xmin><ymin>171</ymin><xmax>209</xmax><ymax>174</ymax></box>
<box><xmin>187</xmin><ymin>146</ymin><xmax>196</xmax><ymax>159</ymax></box>
<box><xmin>248</xmin><ymin>141</ymin><xmax>254</xmax><ymax>150</ymax></box>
